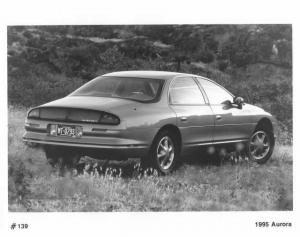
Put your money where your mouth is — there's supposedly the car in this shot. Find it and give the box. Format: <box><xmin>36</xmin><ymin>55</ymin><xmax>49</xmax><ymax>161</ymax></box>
<box><xmin>23</xmin><ymin>71</ymin><xmax>275</xmax><ymax>174</ymax></box>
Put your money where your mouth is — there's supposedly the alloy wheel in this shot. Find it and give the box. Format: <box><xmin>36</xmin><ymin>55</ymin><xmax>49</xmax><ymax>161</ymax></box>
<box><xmin>249</xmin><ymin>131</ymin><xmax>270</xmax><ymax>160</ymax></box>
<box><xmin>156</xmin><ymin>136</ymin><xmax>175</xmax><ymax>170</ymax></box>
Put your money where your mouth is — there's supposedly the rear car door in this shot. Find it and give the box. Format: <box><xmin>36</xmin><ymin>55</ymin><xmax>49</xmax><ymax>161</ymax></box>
<box><xmin>196</xmin><ymin>77</ymin><xmax>254</xmax><ymax>142</ymax></box>
<box><xmin>169</xmin><ymin>77</ymin><xmax>215</xmax><ymax>147</ymax></box>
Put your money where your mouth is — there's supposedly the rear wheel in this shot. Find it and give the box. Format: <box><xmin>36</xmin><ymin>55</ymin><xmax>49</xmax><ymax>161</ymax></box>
<box><xmin>142</xmin><ymin>130</ymin><xmax>181</xmax><ymax>175</ymax></box>
<box><xmin>247</xmin><ymin>129</ymin><xmax>274</xmax><ymax>164</ymax></box>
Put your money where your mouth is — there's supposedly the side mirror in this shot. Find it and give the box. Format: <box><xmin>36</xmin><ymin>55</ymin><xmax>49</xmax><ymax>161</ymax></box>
<box><xmin>233</xmin><ymin>96</ymin><xmax>245</xmax><ymax>108</ymax></box>
<box><xmin>222</xmin><ymin>100</ymin><xmax>232</xmax><ymax>106</ymax></box>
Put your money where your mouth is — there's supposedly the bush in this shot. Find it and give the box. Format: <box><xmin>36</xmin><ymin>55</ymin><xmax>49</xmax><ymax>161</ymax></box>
<box><xmin>100</xmin><ymin>45</ymin><xmax>126</xmax><ymax>69</ymax></box>
<box><xmin>198</xmin><ymin>50</ymin><xmax>214</xmax><ymax>63</ymax></box>
<box><xmin>217</xmin><ymin>60</ymin><xmax>229</xmax><ymax>71</ymax></box>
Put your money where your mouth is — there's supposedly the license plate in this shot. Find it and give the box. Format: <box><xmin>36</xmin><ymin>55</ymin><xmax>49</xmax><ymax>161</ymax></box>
<box><xmin>49</xmin><ymin>124</ymin><xmax>82</xmax><ymax>138</ymax></box>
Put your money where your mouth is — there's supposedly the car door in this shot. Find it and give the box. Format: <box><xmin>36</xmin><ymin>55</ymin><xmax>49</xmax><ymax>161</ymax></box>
<box><xmin>196</xmin><ymin>77</ymin><xmax>254</xmax><ymax>142</ymax></box>
<box><xmin>169</xmin><ymin>76</ymin><xmax>215</xmax><ymax>147</ymax></box>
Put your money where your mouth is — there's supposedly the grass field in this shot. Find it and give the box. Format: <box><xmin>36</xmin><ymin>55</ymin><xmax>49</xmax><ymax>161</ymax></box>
<box><xmin>8</xmin><ymin>107</ymin><xmax>293</xmax><ymax>211</ymax></box>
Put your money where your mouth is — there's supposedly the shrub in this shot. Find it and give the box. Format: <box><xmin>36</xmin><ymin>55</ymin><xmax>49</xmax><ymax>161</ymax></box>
<box><xmin>198</xmin><ymin>50</ymin><xmax>214</xmax><ymax>63</ymax></box>
<box><xmin>100</xmin><ymin>45</ymin><xmax>126</xmax><ymax>69</ymax></box>
<box><xmin>217</xmin><ymin>60</ymin><xmax>229</xmax><ymax>71</ymax></box>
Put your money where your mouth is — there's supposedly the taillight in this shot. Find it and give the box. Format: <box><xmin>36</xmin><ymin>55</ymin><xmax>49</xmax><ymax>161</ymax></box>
<box><xmin>99</xmin><ymin>113</ymin><xmax>120</xmax><ymax>125</ymax></box>
<box><xmin>27</xmin><ymin>107</ymin><xmax>120</xmax><ymax>125</ymax></box>
<box><xmin>27</xmin><ymin>108</ymin><xmax>40</xmax><ymax>119</ymax></box>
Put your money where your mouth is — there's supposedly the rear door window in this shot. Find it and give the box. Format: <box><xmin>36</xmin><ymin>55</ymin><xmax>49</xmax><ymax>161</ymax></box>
<box><xmin>169</xmin><ymin>77</ymin><xmax>205</xmax><ymax>105</ymax></box>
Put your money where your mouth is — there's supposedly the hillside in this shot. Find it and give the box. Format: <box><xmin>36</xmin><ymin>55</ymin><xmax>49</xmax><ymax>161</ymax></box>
<box><xmin>7</xmin><ymin>25</ymin><xmax>292</xmax><ymax>142</ymax></box>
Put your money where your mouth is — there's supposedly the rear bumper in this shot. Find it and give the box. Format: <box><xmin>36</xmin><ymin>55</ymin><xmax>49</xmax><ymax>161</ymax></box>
<box><xmin>23</xmin><ymin>130</ymin><xmax>150</xmax><ymax>158</ymax></box>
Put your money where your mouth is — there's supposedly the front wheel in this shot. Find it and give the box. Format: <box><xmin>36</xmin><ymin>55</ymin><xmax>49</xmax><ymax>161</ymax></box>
<box><xmin>247</xmin><ymin>129</ymin><xmax>274</xmax><ymax>164</ymax></box>
<box><xmin>142</xmin><ymin>130</ymin><xmax>181</xmax><ymax>175</ymax></box>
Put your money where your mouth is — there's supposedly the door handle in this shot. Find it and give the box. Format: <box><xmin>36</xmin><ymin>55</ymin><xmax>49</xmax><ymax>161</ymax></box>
<box><xmin>216</xmin><ymin>115</ymin><xmax>222</xmax><ymax>120</ymax></box>
<box><xmin>180</xmin><ymin>116</ymin><xmax>188</xmax><ymax>122</ymax></box>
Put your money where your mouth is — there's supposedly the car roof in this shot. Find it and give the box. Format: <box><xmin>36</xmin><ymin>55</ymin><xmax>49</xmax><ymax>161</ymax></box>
<box><xmin>102</xmin><ymin>71</ymin><xmax>196</xmax><ymax>80</ymax></box>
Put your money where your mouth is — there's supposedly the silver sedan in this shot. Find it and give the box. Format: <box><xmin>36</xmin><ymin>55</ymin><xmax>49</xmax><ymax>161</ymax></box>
<box><xmin>23</xmin><ymin>71</ymin><xmax>275</xmax><ymax>174</ymax></box>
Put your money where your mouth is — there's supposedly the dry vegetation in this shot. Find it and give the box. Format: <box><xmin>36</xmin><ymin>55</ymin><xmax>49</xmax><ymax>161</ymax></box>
<box><xmin>8</xmin><ymin>107</ymin><xmax>293</xmax><ymax>211</ymax></box>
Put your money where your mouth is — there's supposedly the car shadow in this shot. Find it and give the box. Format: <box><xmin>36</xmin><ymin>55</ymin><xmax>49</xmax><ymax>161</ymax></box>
<box><xmin>71</xmin><ymin>146</ymin><xmax>244</xmax><ymax>178</ymax></box>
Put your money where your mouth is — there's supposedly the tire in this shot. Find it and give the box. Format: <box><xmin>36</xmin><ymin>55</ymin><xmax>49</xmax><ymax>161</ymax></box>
<box><xmin>44</xmin><ymin>145</ymin><xmax>81</xmax><ymax>169</ymax></box>
<box><xmin>247</xmin><ymin>128</ymin><xmax>274</xmax><ymax>164</ymax></box>
<box><xmin>142</xmin><ymin>130</ymin><xmax>181</xmax><ymax>175</ymax></box>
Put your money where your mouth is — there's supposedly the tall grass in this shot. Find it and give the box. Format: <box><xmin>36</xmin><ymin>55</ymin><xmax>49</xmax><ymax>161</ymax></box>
<box><xmin>8</xmin><ymin>107</ymin><xmax>292</xmax><ymax>211</ymax></box>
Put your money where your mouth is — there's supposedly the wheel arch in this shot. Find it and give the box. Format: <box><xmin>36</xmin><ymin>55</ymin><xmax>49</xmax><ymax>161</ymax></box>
<box><xmin>153</xmin><ymin>124</ymin><xmax>182</xmax><ymax>152</ymax></box>
<box><xmin>253</xmin><ymin>117</ymin><xmax>275</xmax><ymax>144</ymax></box>
<box><xmin>254</xmin><ymin>117</ymin><xmax>273</xmax><ymax>133</ymax></box>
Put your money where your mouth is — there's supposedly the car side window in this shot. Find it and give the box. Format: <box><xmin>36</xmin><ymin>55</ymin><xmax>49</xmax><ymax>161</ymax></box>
<box><xmin>197</xmin><ymin>78</ymin><xmax>233</xmax><ymax>105</ymax></box>
<box><xmin>169</xmin><ymin>77</ymin><xmax>205</xmax><ymax>105</ymax></box>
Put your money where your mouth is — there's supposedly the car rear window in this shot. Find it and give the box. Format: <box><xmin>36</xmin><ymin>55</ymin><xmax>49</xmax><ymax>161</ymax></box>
<box><xmin>70</xmin><ymin>76</ymin><xmax>164</xmax><ymax>103</ymax></box>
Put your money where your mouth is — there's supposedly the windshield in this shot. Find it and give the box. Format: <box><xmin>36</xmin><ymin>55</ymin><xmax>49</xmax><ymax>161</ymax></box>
<box><xmin>70</xmin><ymin>76</ymin><xmax>165</xmax><ymax>103</ymax></box>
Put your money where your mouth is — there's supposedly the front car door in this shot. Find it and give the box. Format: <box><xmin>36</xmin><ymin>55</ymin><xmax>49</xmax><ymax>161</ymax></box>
<box><xmin>196</xmin><ymin>77</ymin><xmax>254</xmax><ymax>143</ymax></box>
<box><xmin>169</xmin><ymin>76</ymin><xmax>215</xmax><ymax>148</ymax></box>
